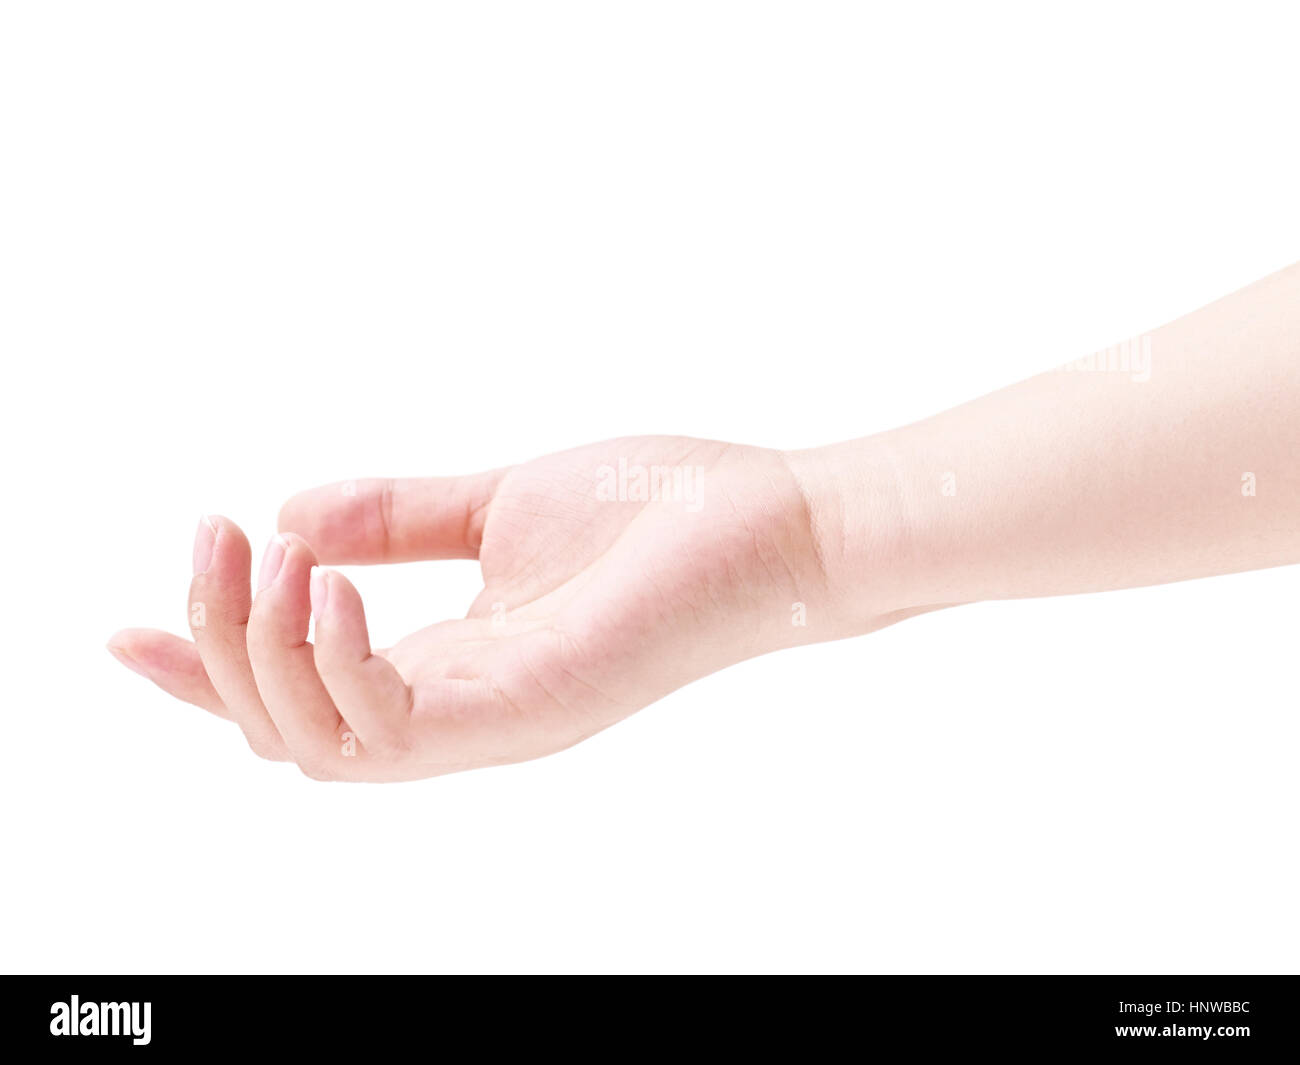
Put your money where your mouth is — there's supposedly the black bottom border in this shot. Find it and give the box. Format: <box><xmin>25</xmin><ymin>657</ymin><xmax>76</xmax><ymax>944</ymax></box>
<box><xmin>3</xmin><ymin>975</ymin><xmax>1293</xmax><ymax>1055</ymax></box>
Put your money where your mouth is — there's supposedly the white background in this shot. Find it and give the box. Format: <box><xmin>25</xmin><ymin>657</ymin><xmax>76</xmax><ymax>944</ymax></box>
<box><xmin>2</xmin><ymin>2</ymin><xmax>1297</xmax><ymax>974</ymax></box>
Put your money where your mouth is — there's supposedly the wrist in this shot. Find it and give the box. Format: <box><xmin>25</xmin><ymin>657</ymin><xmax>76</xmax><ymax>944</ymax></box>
<box><xmin>779</xmin><ymin>432</ymin><xmax>931</xmax><ymax>636</ymax></box>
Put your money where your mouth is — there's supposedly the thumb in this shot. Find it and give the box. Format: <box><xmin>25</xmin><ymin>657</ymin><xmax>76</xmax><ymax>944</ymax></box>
<box><xmin>278</xmin><ymin>471</ymin><xmax>505</xmax><ymax>564</ymax></box>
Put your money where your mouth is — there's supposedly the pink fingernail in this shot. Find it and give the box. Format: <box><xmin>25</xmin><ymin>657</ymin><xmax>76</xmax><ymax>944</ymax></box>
<box><xmin>193</xmin><ymin>516</ymin><xmax>216</xmax><ymax>575</ymax></box>
<box><xmin>259</xmin><ymin>534</ymin><xmax>288</xmax><ymax>591</ymax></box>
<box><xmin>310</xmin><ymin>567</ymin><xmax>328</xmax><ymax>616</ymax></box>
<box><xmin>108</xmin><ymin>645</ymin><xmax>150</xmax><ymax>678</ymax></box>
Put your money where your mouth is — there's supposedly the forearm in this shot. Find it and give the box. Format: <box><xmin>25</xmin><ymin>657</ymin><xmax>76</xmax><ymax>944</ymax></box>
<box><xmin>792</xmin><ymin>262</ymin><xmax>1300</xmax><ymax>627</ymax></box>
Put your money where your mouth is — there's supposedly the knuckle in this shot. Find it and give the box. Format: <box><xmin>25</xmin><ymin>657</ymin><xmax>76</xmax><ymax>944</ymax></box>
<box><xmin>190</xmin><ymin>595</ymin><xmax>250</xmax><ymax>635</ymax></box>
<box><xmin>365</xmin><ymin>728</ymin><xmax>411</xmax><ymax>760</ymax></box>
<box><xmin>297</xmin><ymin>756</ymin><xmax>340</xmax><ymax>782</ymax></box>
<box><xmin>375</xmin><ymin>478</ymin><xmax>396</xmax><ymax>556</ymax></box>
<box><xmin>242</xmin><ymin>611</ymin><xmax>270</xmax><ymax>653</ymax></box>
<box><xmin>244</xmin><ymin>734</ymin><xmax>282</xmax><ymax>762</ymax></box>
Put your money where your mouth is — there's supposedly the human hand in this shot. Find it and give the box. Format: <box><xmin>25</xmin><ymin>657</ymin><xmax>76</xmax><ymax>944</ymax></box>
<box><xmin>107</xmin><ymin>436</ymin><xmax>886</xmax><ymax>781</ymax></box>
<box><xmin>107</xmin><ymin>265</ymin><xmax>1300</xmax><ymax>782</ymax></box>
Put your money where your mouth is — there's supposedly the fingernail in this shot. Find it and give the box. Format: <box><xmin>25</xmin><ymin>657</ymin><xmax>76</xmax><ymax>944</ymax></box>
<box><xmin>193</xmin><ymin>516</ymin><xmax>216</xmax><ymax>575</ymax></box>
<box><xmin>258</xmin><ymin>534</ymin><xmax>289</xmax><ymax>591</ymax></box>
<box><xmin>108</xmin><ymin>644</ymin><xmax>150</xmax><ymax>679</ymax></box>
<box><xmin>310</xmin><ymin>567</ymin><xmax>328</xmax><ymax>616</ymax></box>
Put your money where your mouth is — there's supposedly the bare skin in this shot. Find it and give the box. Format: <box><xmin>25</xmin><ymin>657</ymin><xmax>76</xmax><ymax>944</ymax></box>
<box><xmin>109</xmin><ymin>263</ymin><xmax>1300</xmax><ymax>781</ymax></box>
